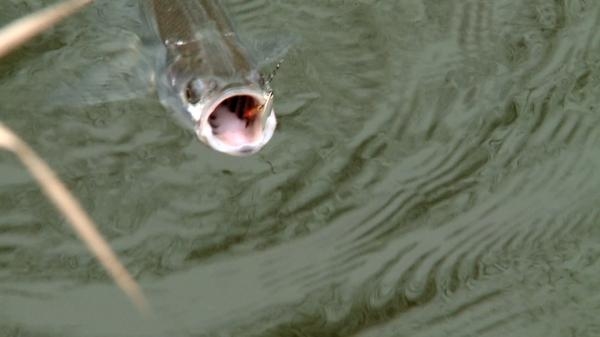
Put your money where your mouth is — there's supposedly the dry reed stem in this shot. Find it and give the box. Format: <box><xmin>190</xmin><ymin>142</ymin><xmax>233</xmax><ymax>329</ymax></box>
<box><xmin>0</xmin><ymin>0</ymin><xmax>93</xmax><ymax>58</ymax></box>
<box><xmin>0</xmin><ymin>123</ymin><xmax>149</xmax><ymax>313</ymax></box>
<box><xmin>0</xmin><ymin>0</ymin><xmax>149</xmax><ymax>314</ymax></box>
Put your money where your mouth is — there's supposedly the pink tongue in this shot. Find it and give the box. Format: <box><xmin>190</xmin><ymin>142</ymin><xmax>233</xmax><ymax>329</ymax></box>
<box><xmin>213</xmin><ymin>106</ymin><xmax>256</xmax><ymax>145</ymax></box>
<box><xmin>220</xmin><ymin>130</ymin><xmax>253</xmax><ymax>145</ymax></box>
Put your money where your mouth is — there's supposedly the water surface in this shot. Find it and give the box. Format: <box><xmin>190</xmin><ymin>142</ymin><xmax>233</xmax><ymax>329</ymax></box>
<box><xmin>1</xmin><ymin>1</ymin><xmax>600</xmax><ymax>336</ymax></box>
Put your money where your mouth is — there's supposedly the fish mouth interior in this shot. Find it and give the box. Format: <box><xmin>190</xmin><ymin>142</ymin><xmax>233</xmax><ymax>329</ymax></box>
<box><xmin>207</xmin><ymin>94</ymin><xmax>264</xmax><ymax>148</ymax></box>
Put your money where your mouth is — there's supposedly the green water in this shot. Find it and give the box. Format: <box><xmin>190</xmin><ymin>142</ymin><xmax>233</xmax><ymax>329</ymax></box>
<box><xmin>1</xmin><ymin>0</ymin><xmax>600</xmax><ymax>336</ymax></box>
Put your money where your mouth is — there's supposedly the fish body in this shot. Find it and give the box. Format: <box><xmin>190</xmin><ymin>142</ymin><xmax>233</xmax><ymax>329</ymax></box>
<box><xmin>143</xmin><ymin>0</ymin><xmax>276</xmax><ymax>156</ymax></box>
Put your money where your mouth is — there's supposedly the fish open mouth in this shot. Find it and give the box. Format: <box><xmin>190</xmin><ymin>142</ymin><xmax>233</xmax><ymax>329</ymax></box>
<box><xmin>209</xmin><ymin>95</ymin><xmax>261</xmax><ymax>145</ymax></box>
<box><xmin>196</xmin><ymin>88</ymin><xmax>276</xmax><ymax>155</ymax></box>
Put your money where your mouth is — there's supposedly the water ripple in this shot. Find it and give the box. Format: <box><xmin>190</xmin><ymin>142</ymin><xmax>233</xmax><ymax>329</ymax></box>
<box><xmin>1</xmin><ymin>0</ymin><xmax>600</xmax><ymax>336</ymax></box>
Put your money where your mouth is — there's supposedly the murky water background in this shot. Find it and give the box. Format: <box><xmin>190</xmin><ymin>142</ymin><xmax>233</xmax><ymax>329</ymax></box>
<box><xmin>1</xmin><ymin>0</ymin><xmax>600</xmax><ymax>336</ymax></box>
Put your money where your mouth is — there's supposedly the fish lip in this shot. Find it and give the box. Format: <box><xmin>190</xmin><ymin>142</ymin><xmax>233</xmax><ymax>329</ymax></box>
<box><xmin>193</xmin><ymin>87</ymin><xmax>276</xmax><ymax>156</ymax></box>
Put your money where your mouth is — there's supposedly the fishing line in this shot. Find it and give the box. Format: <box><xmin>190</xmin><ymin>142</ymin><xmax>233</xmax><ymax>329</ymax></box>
<box><xmin>265</xmin><ymin>58</ymin><xmax>284</xmax><ymax>85</ymax></box>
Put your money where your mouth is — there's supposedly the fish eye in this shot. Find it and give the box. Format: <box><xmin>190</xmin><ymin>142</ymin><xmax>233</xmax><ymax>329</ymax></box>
<box><xmin>185</xmin><ymin>79</ymin><xmax>204</xmax><ymax>104</ymax></box>
<box><xmin>184</xmin><ymin>78</ymin><xmax>218</xmax><ymax>105</ymax></box>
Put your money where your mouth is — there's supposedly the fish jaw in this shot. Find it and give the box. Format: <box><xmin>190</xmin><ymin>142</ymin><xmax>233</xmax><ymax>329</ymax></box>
<box><xmin>192</xmin><ymin>87</ymin><xmax>276</xmax><ymax>156</ymax></box>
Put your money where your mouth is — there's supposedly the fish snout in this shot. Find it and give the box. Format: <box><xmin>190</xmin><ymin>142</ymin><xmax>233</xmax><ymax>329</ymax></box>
<box><xmin>195</xmin><ymin>89</ymin><xmax>276</xmax><ymax>156</ymax></box>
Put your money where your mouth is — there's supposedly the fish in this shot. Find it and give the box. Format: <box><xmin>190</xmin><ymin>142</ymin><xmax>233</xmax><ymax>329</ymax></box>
<box><xmin>142</xmin><ymin>0</ymin><xmax>277</xmax><ymax>156</ymax></box>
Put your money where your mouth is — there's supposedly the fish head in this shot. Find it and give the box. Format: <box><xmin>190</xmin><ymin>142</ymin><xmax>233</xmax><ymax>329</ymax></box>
<box><xmin>177</xmin><ymin>73</ymin><xmax>276</xmax><ymax>156</ymax></box>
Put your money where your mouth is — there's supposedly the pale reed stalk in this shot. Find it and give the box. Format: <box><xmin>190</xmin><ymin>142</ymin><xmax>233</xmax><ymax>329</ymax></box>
<box><xmin>0</xmin><ymin>0</ymin><xmax>149</xmax><ymax>314</ymax></box>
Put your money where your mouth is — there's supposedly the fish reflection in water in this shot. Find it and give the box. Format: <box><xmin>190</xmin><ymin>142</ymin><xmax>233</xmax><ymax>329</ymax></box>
<box><xmin>142</xmin><ymin>0</ymin><xmax>277</xmax><ymax>156</ymax></box>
